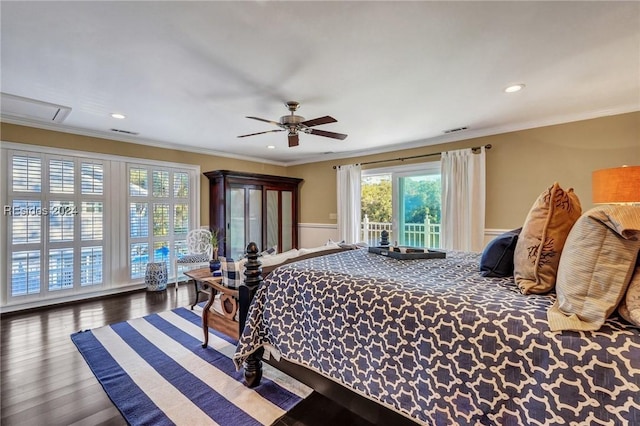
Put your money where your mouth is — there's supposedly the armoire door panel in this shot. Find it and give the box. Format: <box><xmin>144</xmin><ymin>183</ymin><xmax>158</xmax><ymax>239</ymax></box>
<box><xmin>229</xmin><ymin>187</ymin><xmax>245</xmax><ymax>259</ymax></box>
<box><xmin>281</xmin><ymin>191</ymin><xmax>293</xmax><ymax>251</ymax></box>
<box><xmin>248</xmin><ymin>189</ymin><xmax>262</xmax><ymax>253</ymax></box>
<box><xmin>266</xmin><ymin>190</ymin><xmax>279</xmax><ymax>250</ymax></box>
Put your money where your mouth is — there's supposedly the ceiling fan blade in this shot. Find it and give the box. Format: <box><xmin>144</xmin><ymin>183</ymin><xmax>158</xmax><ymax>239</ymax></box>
<box><xmin>308</xmin><ymin>129</ymin><xmax>348</xmax><ymax>140</ymax></box>
<box><xmin>300</xmin><ymin>115</ymin><xmax>337</xmax><ymax>127</ymax></box>
<box><xmin>246</xmin><ymin>116</ymin><xmax>281</xmax><ymax>126</ymax></box>
<box><xmin>237</xmin><ymin>129</ymin><xmax>284</xmax><ymax>138</ymax></box>
<box><xmin>288</xmin><ymin>133</ymin><xmax>299</xmax><ymax>147</ymax></box>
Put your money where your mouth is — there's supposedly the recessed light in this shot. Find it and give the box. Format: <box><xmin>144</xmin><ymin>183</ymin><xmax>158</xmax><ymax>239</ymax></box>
<box><xmin>111</xmin><ymin>113</ymin><xmax>126</xmax><ymax>119</ymax></box>
<box><xmin>504</xmin><ymin>84</ymin><xmax>525</xmax><ymax>93</ymax></box>
<box><xmin>110</xmin><ymin>128</ymin><xmax>139</xmax><ymax>135</ymax></box>
<box><xmin>443</xmin><ymin>126</ymin><xmax>469</xmax><ymax>134</ymax></box>
<box><xmin>267</xmin><ymin>145</ymin><xmax>276</xmax><ymax>149</ymax></box>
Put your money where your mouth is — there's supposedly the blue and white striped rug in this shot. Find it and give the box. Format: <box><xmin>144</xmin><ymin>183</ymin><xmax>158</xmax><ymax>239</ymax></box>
<box><xmin>71</xmin><ymin>306</ymin><xmax>311</xmax><ymax>426</ymax></box>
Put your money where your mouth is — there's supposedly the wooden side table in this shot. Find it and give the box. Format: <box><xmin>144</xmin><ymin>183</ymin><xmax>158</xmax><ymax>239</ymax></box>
<box><xmin>182</xmin><ymin>267</ymin><xmax>215</xmax><ymax>309</ymax></box>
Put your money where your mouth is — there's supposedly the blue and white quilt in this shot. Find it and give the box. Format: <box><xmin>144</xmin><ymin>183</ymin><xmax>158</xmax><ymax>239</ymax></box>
<box><xmin>234</xmin><ymin>248</ymin><xmax>640</xmax><ymax>425</ymax></box>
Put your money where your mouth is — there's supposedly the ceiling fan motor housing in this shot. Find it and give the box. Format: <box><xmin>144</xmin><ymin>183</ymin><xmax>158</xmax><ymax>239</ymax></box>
<box><xmin>280</xmin><ymin>114</ymin><xmax>305</xmax><ymax>126</ymax></box>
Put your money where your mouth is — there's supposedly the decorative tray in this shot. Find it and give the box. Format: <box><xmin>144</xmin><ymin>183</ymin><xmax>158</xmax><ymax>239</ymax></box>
<box><xmin>368</xmin><ymin>246</ymin><xmax>446</xmax><ymax>260</ymax></box>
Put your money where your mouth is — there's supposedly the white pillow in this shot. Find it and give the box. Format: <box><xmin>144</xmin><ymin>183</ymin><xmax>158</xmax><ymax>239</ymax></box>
<box><xmin>260</xmin><ymin>249</ymin><xmax>300</xmax><ymax>267</ymax></box>
<box><xmin>298</xmin><ymin>244</ymin><xmax>339</xmax><ymax>256</ymax></box>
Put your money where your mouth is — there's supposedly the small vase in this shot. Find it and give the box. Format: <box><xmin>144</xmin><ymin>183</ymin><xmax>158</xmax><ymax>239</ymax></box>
<box><xmin>209</xmin><ymin>259</ymin><xmax>221</xmax><ymax>275</ymax></box>
<box><xmin>209</xmin><ymin>248</ymin><xmax>221</xmax><ymax>275</ymax></box>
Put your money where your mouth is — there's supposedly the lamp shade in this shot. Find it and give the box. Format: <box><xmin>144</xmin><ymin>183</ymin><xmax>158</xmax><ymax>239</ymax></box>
<box><xmin>592</xmin><ymin>165</ymin><xmax>640</xmax><ymax>204</ymax></box>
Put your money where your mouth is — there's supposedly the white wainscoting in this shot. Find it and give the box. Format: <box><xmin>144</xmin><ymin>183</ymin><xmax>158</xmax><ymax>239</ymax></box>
<box><xmin>298</xmin><ymin>223</ymin><xmax>341</xmax><ymax>248</ymax></box>
<box><xmin>298</xmin><ymin>223</ymin><xmax>510</xmax><ymax>251</ymax></box>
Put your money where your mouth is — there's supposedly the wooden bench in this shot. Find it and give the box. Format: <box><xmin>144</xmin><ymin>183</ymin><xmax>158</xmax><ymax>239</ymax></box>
<box><xmin>200</xmin><ymin>276</ymin><xmax>240</xmax><ymax>343</ymax></box>
<box><xmin>183</xmin><ymin>268</ymin><xmax>240</xmax><ymax>341</ymax></box>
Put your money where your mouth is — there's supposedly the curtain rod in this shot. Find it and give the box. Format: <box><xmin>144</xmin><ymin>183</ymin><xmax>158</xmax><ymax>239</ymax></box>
<box><xmin>332</xmin><ymin>144</ymin><xmax>491</xmax><ymax>169</ymax></box>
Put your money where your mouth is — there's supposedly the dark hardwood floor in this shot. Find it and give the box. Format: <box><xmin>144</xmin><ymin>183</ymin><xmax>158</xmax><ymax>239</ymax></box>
<box><xmin>1</xmin><ymin>284</ymin><xmax>372</xmax><ymax>426</ymax></box>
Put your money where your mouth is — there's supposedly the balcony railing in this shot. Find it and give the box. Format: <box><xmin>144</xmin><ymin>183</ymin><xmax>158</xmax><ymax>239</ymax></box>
<box><xmin>361</xmin><ymin>215</ymin><xmax>441</xmax><ymax>248</ymax></box>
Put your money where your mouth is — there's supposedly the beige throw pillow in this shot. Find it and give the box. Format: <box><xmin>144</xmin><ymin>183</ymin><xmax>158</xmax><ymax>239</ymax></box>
<box><xmin>514</xmin><ymin>182</ymin><xmax>582</xmax><ymax>294</ymax></box>
<box><xmin>548</xmin><ymin>206</ymin><xmax>640</xmax><ymax>331</ymax></box>
<box><xmin>618</xmin><ymin>265</ymin><xmax>640</xmax><ymax>327</ymax></box>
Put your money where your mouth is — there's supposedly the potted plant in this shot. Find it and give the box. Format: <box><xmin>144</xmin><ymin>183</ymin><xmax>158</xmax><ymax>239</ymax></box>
<box><xmin>209</xmin><ymin>228</ymin><xmax>221</xmax><ymax>274</ymax></box>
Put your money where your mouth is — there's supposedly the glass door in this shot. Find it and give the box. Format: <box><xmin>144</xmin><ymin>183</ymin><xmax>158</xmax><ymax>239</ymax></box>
<box><xmin>396</xmin><ymin>172</ymin><xmax>441</xmax><ymax>248</ymax></box>
<box><xmin>229</xmin><ymin>186</ymin><xmax>262</xmax><ymax>259</ymax></box>
<box><xmin>362</xmin><ymin>162</ymin><xmax>441</xmax><ymax>248</ymax></box>
<box><xmin>266</xmin><ymin>189</ymin><xmax>294</xmax><ymax>252</ymax></box>
<box><xmin>281</xmin><ymin>191</ymin><xmax>293</xmax><ymax>251</ymax></box>
<box><xmin>266</xmin><ymin>190</ymin><xmax>278</xmax><ymax>250</ymax></box>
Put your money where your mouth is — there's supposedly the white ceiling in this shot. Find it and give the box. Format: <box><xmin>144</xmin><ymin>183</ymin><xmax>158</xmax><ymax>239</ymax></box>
<box><xmin>1</xmin><ymin>1</ymin><xmax>638</xmax><ymax>166</ymax></box>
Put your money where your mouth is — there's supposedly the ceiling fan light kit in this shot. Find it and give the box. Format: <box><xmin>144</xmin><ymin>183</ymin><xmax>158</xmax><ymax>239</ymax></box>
<box><xmin>238</xmin><ymin>101</ymin><xmax>348</xmax><ymax>147</ymax></box>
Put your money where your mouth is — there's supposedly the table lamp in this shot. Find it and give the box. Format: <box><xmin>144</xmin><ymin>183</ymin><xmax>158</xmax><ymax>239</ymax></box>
<box><xmin>592</xmin><ymin>165</ymin><xmax>640</xmax><ymax>204</ymax></box>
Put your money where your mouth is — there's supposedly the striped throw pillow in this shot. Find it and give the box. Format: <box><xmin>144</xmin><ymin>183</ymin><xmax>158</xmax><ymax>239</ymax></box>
<box><xmin>548</xmin><ymin>205</ymin><xmax>640</xmax><ymax>331</ymax></box>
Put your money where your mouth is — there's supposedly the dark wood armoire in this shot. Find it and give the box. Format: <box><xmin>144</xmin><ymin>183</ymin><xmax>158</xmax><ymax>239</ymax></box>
<box><xmin>204</xmin><ymin>170</ymin><xmax>303</xmax><ymax>259</ymax></box>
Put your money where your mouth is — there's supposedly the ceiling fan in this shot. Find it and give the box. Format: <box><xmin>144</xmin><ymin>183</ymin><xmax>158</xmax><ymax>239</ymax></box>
<box><xmin>238</xmin><ymin>101</ymin><xmax>348</xmax><ymax>147</ymax></box>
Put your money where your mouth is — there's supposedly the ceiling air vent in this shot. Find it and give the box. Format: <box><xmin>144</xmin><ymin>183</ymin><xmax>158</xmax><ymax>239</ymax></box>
<box><xmin>443</xmin><ymin>126</ymin><xmax>469</xmax><ymax>134</ymax></box>
<box><xmin>110</xmin><ymin>128</ymin><xmax>139</xmax><ymax>135</ymax></box>
<box><xmin>0</xmin><ymin>92</ymin><xmax>71</xmax><ymax>123</ymax></box>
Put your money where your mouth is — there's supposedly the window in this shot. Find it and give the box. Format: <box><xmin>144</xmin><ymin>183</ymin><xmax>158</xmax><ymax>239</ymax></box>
<box><xmin>2</xmin><ymin>145</ymin><xmax>200</xmax><ymax>308</ymax></box>
<box><xmin>127</xmin><ymin>166</ymin><xmax>191</xmax><ymax>280</ymax></box>
<box><xmin>6</xmin><ymin>152</ymin><xmax>106</xmax><ymax>298</ymax></box>
<box><xmin>361</xmin><ymin>162</ymin><xmax>441</xmax><ymax>248</ymax></box>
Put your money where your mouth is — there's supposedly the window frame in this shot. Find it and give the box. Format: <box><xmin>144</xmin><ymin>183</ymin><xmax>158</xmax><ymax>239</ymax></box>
<box><xmin>1</xmin><ymin>142</ymin><xmax>200</xmax><ymax>310</ymax></box>
<box><xmin>126</xmin><ymin>163</ymin><xmax>195</xmax><ymax>280</ymax></box>
<box><xmin>362</xmin><ymin>161</ymin><xmax>440</xmax><ymax>246</ymax></box>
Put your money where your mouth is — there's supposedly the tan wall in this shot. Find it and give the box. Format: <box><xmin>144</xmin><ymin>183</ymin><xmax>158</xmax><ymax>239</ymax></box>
<box><xmin>0</xmin><ymin>123</ymin><xmax>288</xmax><ymax>224</ymax></box>
<box><xmin>290</xmin><ymin>112</ymin><xmax>640</xmax><ymax>229</ymax></box>
<box><xmin>3</xmin><ymin>111</ymin><xmax>639</xmax><ymax>230</ymax></box>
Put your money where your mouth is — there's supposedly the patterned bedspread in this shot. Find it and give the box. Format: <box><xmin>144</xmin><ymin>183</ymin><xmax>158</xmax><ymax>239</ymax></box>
<box><xmin>234</xmin><ymin>248</ymin><xmax>640</xmax><ymax>425</ymax></box>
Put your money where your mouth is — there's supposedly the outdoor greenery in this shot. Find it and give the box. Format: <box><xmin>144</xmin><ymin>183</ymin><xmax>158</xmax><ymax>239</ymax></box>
<box><xmin>361</xmin><ymin>179</ymin><xmax>392</xmax><ymax>222</ymax></box>
<box><xmin>361</xmin><ymin>175</ymin><xmax>441</xmax><ymax>224</ymax></box>
<box><xmin>403</xmin><ymin>178</ymin><xmax>441</xmax><ymax>224</ymax></box>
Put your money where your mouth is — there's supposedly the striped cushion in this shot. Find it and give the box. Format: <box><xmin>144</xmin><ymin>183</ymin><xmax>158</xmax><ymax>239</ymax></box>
<box><xmin>548</xmin><ymin>205</ymin><xmax>640</xmax><ymax>331</ymax></box>
<box><xmin>219</xmin><ymin>257</ymin><xmax>246</xmax><ymax>289</ymax></box>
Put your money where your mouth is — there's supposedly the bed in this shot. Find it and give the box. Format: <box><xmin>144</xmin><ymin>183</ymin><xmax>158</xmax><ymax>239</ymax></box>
<box><xmin>233</xmin><ymin>244</ymin><xmax>640</xmax><ymax>425</ymax></box>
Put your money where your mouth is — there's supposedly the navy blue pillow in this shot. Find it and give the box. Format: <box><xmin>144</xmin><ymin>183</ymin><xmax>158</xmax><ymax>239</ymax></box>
<box><xmin>480</xmin><ymin>228</ymin><xmax>522</xmax><ymax>277</ymax></box>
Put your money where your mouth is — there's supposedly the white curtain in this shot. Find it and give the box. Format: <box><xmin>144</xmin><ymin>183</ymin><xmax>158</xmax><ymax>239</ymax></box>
<box><xmin>440</xmin><ymin>147</ymin><xmax>486</xmax><ymax>251</ymax></box>
<box><xmin>336</xmin><ymin>164</ymin><xmax>362</xmax><ymax>244</ymax></box>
